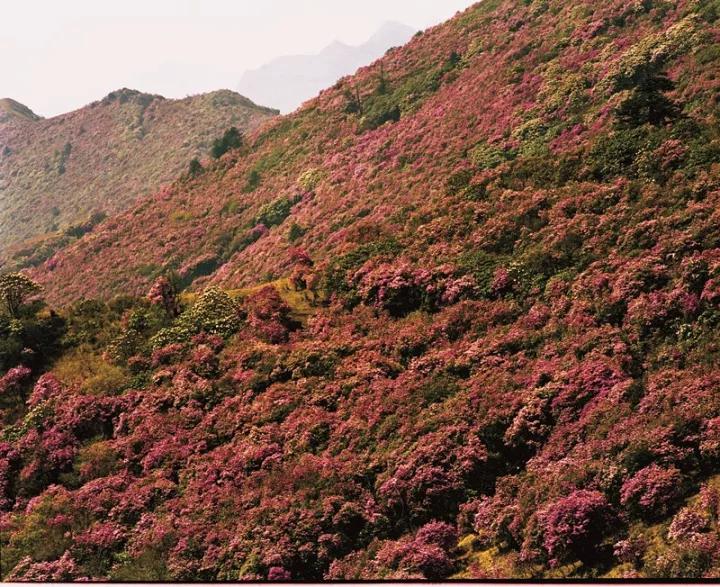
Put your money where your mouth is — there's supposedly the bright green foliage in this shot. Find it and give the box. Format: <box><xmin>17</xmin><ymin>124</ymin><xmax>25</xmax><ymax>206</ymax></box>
<box><xmin>254</xmin><ymin>197</ymin><xmax>296</xmax><ymax>228</ymax></box>
<box><xmin>0</xmin><ymin>273</ymin><xmax>42</xmax><ymax>318</ymax></box>
<box><xmin>151</xmin><ymin>287</ymin><xmax>242</xmax><ymax>347</ymax></box>
<box><xmin>106</xmin><ymin>305</ymin><xmax>167</xmax><ymax>364</ymax></box>
<box><xmin>297</xmin><ymin>168</ymin><xmax>323</xmax><ymax>192</ymax></box>
<box><xmin>469</xmin><ymin>141</ymin><xmax>513</xmax><ymax>170</ymax></box>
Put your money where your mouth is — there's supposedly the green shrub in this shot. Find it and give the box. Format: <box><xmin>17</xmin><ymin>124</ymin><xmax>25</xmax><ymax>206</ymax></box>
<box><xmin>188</xmin><ymin>158</ymin><xmax>204</xmax><ymax>177</ymax></box>
<box><xmin>419</xmin><ymin>373</ymin><xmax>460</xmax><ymax>406</ymax></box>
<box><xmin>106</xmin><ymin>305</ymin><xmax>166</xmax><ymax>364</ymax></box>
<box><xmin>288</xmin><ymin>223</ymin><xmax>307</xmax><ymax>243</ymax></box>
<box><xmin>0</xmin><ymin>273</ymin><xmax>41</xmax><ymax>318</ymax></box>
<box><xmin>254</xmin><ymin>196</ymin><xmax>296</xmax><ymax>228</ymax></box>
<box><xmin>458</xmin><ymin>251</ymin><xmax>505</xmax><ymax>298</ymax></box>
<box><xmin>588</xmin><ymin>126</ymin><xmax>654</xmax><ymax>180</ymax></box>
<box><xmin>298</xmin><ymin>168</ymin><xmax>323</xmax><ymax>192</ymax></box>
<box><xmin>244</xmin><ymin>169</ymin><xmax>261</xmax><ymax>193</ymax></box>
<box><xmin>469</xmin><ymin>141</ymin><xmax>513</xmax><ymax>169</ymax></box>
<box><xmin>322</xmin><ymin>239</ymin><xmax>402</xmax><ymax>300</ymax></box>
<box><xmin>343</xmin><ymin>87</ymin><xmax>362</xmax><ymax>114</ymax></box>
<box><xmin>360</xmin><ymin>98</ymin><xmax>401</xmax><ymax>131</ymax></box>
<box><xmin>151</xmin><ymin>287</ymin><xmax>242</xmax><ymax>348</ymax></box>
<box><xmin>446</xmin><ymin>170</ymin><xmax>473</xmax><ymax>195</ymax></box>
<box><xmin>63</xmin><ymin>211</ymin><xmax>107</xmax><ymax>239</ymax></box>
<box><xmin>210</xmin><ymin>127</ymin><xmax>243</xmax><ymax>159</ymax></box>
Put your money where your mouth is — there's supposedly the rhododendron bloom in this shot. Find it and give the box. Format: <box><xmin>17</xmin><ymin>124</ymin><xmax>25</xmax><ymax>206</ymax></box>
<box><xmin>540</xmin><ymin>490</ymin><xmax>616</xmax><ymax>564</ymax></box>
<box><xmin>620</xmin><ymin>465</ymin><xmax>683</xmax><ymax>519</ymax></box>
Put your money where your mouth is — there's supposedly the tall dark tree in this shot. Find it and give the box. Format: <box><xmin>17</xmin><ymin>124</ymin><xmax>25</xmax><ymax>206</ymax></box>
<box><xmin>614</xmin><ymin>61</ymin><xmax>680</xmax><ymax>127</ymax></box>
<box><xmin>210</xmin><ymin>127</ymin><xmax>244</xmax><ymax>159</ymax></box>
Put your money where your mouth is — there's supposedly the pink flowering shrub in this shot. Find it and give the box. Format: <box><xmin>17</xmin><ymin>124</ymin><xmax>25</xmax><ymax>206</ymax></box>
<box><xmin>4</xmin><ymin>0</ymin><xmax>720</xmax><ymax>580</ymax></box>
<box><xmin>267</xmin><ymin>566</ymin><xmax>291</xmax><ymax>580</ymax></box>
<box><xmin>504</xmin><ymin>393</ymin><xmax>554</xmax><ymax>451</ymax></box>
<box><xmin>360</xmin><ymin>524</ymin><xmax>458</xmax><ymax>580</ymax></box>
<box><xmin>620</xmin><ymin>465</ymin><xmax>683</xmax><ymax>520</ymax></box>
<box><xmin>378</xmin><ymin>427</ymin><xmax>487</xmax><ymax>526</ymax></box>
<box><xmin>614</xmin><ymin>537</ymin><xmax>647</xmax><ymax>566</ymax></box>
<box><xmin>539</xmin><ymin>490</ymin><xmax>616</xmax><ymax>565</ymax></box>
<box><xmin>415</xmin><ymin>520</ymin><xmax>458</xmax><ymax>551</ymax></box>
<box><xmin>151</xmin><ymin>343</ymin><xmax>186</xmax><ymax>367</ymax></box>
<box><xmin>147</xmin><ymin>276</ymin><xmax>180</xmax><ymax>318</ymax></box>
<box><xmin>190</xmin><ymin>345</ymin><xmax>219</xmax><ymax>378</ymax></box>
<box><xmin>352</xmin><ymin>259</ymin><xmax>476</xmax><ymax>317</ymax></box>
<box><xmin>289</xmin><ymin>248</ymin><xmax>315</xmax><ymax>291</ymax></box>
<box><xmin>0</xmin><ymin>365</ymin><xmax>31</xmax><ymax>397</ymax></box>
<box><xmin>26</xmin><ymin>373</ymin><xmax>61</xmax><ymax>407</ymax></box>
<box><xmin>244</xmin><ymin>286</ymin><xmax>297</xmax><ymax>344</ymax></box>
<box><xmin>6</xmin><ymin>551</ymin><xmax>79</xmax><ymax>582</ymax></box>
<box><xmin>668</xmin><ymin>508</ymin><xmax>710</xmax><ymax>542</ymax></box>
<box><xmin>700</xmin><ymin>418</ymin><xmax>720</xmax><ymax>462</ymax></box>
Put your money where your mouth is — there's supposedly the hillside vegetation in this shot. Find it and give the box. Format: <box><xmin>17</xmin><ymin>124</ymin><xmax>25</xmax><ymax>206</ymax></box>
<box><xmin>2</xmin><ymin>0</ymin><xmax>720</xmax><ymax>580</ymax></box>
<box><xmin>0</xmin><ymin>89</ymin><xmax>277</xmax><ymax>264</ymax></box>
<box><xmin>0</xmin><ymin>99</ymin><xmax>42</xmax><ymax>123</ymax></box>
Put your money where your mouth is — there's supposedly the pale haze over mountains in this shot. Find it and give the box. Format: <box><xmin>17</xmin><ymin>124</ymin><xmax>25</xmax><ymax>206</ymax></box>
<box><xmin>1</xmin><ymin>0</ymin><xmax>474</xmax><ymax>118</ymax></box>
<box><xmin>237</xmin><ymin>22</ymin><xmax>416</xmax><ymax>114</ymax></box>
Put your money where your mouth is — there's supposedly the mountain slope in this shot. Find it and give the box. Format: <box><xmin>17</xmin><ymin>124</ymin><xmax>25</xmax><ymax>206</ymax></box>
<box><xmin>34</xmin><ymin>0</ymin><xmax>719</xmax><ymax>307</ymax></box>
<box><xmin>0</xmin><ymin>99</ymin><xmax>42</xmax><ymax>123</ymax></box>
<box><xmin>237</xmin><ymin>21</ymin><xmax>416</xmax><ymax>113</ymax></box>
<box><xmin>0</xmin><ymin>89</ymin><xmax>278</xmax><ymax>264</ymax></box>
<box><xmin>4</xmin><ymin>0</ymin><xmax>720</xmax><ymax>581</ymax></box>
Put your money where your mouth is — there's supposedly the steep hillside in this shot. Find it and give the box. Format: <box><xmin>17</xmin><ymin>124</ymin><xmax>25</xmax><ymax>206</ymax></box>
<box><xmin>0</xmin><ymin>89</ymin><xmax>278</xmax><ymax>264</ymax></box>
<box><xmin>3</xmin><ymin>0</ymin><xmax>720</xmax><ymax>581</ymax></box>
<box><xmin>237</xmin><ymin>22</ymin><xmax>416</xmax><ymax>113</ymax></box>
<box><xmin>34</xmin><ymin>0</ymin><xmax>720</xmax><ymax>306</ymax></box>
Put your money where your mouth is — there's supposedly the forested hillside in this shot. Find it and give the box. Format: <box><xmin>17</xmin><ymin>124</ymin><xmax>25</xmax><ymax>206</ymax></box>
<box><xmin>0</xmin><ymin>89</ymin><xmax>277</xmax><ymax>264</ymax></box>
<box><xmin>2</xmin><ymin>0</ymin><xmax>720</xmax><ymax>580</ymax></box>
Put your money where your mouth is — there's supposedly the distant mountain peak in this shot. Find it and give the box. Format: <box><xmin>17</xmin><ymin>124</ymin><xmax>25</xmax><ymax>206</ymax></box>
<box><xmin>100</xmin><ymin>88</ymin><xmax>165</xmax><ymax>107</ymax></box>
<box><xmin>194</xmin><ymin>89</ymin><xmax>280</xmax><ymax>114</ymax></box>
<box><xmin>325</xmin><ymin>39</ymin><xmax>351</xmax><ymax>51</ymax></box>
<box><xmin>0</xmin><ymin>98</ymin><xmax>42</xmax><ymax>122</ymax></box>
<box><xmin>371</xmin><ymin>20</ymin><xmax>416</xmax><ymax>39</ymax></box>
<box><xmin>237</xmin><ymin>21</ymin><xmax>416</xmax><ymax>114</ymax></box>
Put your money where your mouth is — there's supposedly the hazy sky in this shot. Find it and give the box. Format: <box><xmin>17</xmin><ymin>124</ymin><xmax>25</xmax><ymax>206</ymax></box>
<box><xmin>2</xmin><ymin>0</ymin><xmax>475</xmax><ymax>118</ymax></box>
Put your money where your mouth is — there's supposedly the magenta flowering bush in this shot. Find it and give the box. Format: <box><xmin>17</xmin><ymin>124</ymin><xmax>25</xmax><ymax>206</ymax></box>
<box><xmin>5</xmin><ymin>552</ymin><xmax>80</xmax><ymax>582</ymax></box>
<box><xmin>244</xmin><ymin>286</ymin><xmax>297</xmax><ymax>344</ymax></box>
<box><xmin>539</xmin><ymin>490</ymin><xmax>616</xmax><ymax>566</ymax></box>
<box><xmin>613</xmin><ymin>537</ymin><xmax>647</xmax><ymax>566</ymax></box>
<box><xmin>668</xmin><ymin>508</ymin><xmax>710</xmax><ymax>543</ymax></box>
<box><xmin>352</xmin><ymin>259</ymin><xmax>476</xmax><ymax>316</ymax></box>
<box><xmin>620</xmin><ymin>465</ymin><xmax>683</xmax><ymax>521</ymax></box>
<box><xmin>151</xmin><ymin>343</ymin><xmax>186</xmax><ymax>367</ymax></box>
<box><xmin>147</xmin><ymin>276</ymin><xmax>180</xmax><ymax>318</ymax></box>
<box><xmin>0</xmin><ymin>366</ymin><xmax>31</xmax><ymax>397</ymax></box>
<box><xmin>415</xmin><ymin>520</ymin><xmax>459</xmax><ymax>552</ymax></box>
<box><xmin>267</xmin><ymin>566</ymin><xmax>291</xmax><ymax>580</ymax></box>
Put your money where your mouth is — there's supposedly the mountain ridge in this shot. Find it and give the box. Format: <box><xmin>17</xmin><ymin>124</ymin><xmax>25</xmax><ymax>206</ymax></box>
<box><xmin>0</xmin><ymin>98</ymin><xmax>42</xmax><ymax>123</ymax></box>
<box><xmin>0</xmin><ymin>88</ymin><xmax>278</xmax><ymax>266</ymax></box>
